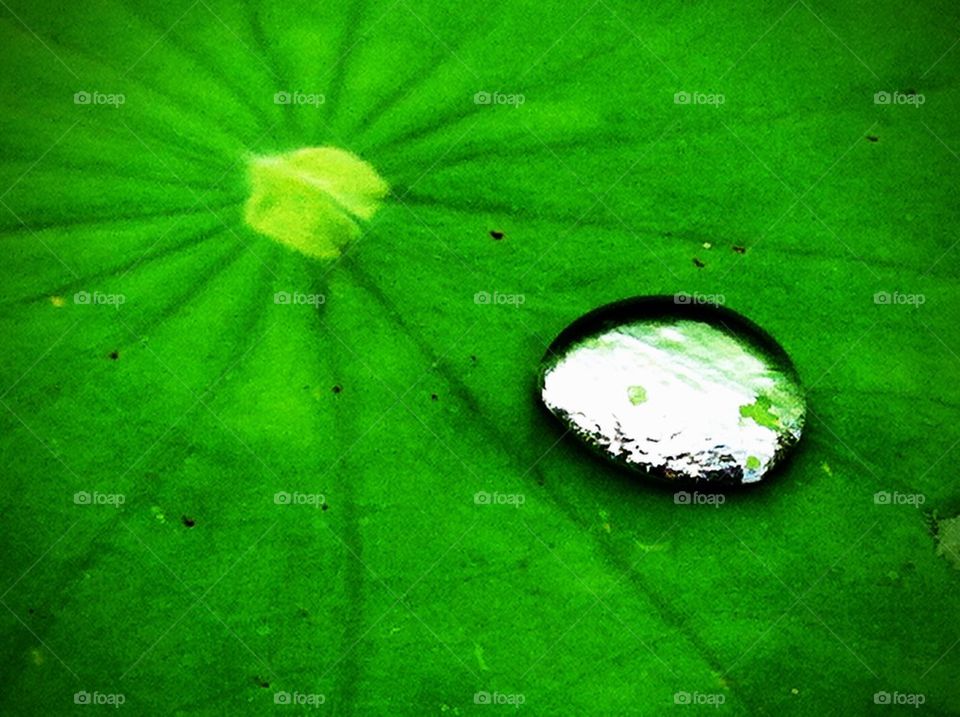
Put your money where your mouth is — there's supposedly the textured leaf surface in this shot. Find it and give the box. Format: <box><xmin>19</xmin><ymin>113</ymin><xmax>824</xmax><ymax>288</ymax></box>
<box><xmin>1</xmin><ymin>0</ymin><xmax>959</xmax><ymax>714</ymax></box>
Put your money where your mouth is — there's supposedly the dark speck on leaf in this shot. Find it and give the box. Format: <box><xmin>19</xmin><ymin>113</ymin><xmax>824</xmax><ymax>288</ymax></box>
<box><xmin>489</xmin><ymin>230</ymin><xmax>504</xmax><ymax>240</ymax></box>
<box><xmin>732</xmin><ymin>245</ymin><xmax>747</xmax><ymax>254</ymax></box>
<box><xmin>254</xmin><ymin>677</ymin><xmax>270</xmax><ymax>689</ymax></box>
<box><xmin>109</xmin><ymin>351</ymin><xmax>119</xmax><ymax>360</ymax></box>
<box><xmin>332</xmin><ymin>385</ymin><xmax>342</xmax><ymax>394</ymax></box>
<box><xmin>321</xmin><ymin>502</ymin><xmax>329</xmax><ymax>511</ymax></box>
<box><xmin>431</xmin><ymin>393</ymin><xmax>438</xmax><ymax>401</ymax></box>
<box><xmin>693</xmin><ymin>258</ymin><xmax>705</xmax><ymax>268</ymax></box>
<box><xmin>867</xmin><ymin>135</ymin><xmax>879</xmax><ymax>142</ymax></box>
<box><xmin>181</xmin><ymin>515</ymin><xmax>196</xmax><ymax>528</ymax></box>
<box><xmin>470</xmin><ymin>354</ymin><xmax>477</xmax><ymax>363</ymax></box>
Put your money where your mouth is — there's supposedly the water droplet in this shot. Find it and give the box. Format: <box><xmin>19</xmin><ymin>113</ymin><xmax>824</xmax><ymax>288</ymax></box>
<box><xmin>539</xmin><ymin>297</ymin><xmax>805</xmax><ymax>486</ymax></box>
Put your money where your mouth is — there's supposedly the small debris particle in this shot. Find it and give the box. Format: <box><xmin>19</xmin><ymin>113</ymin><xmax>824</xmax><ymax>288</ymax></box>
<box><xmin>634</xmin><ymin>540</ymin><xmax>668</xmax><ymax>553</ymax></box>
<box><xmin>109</xmin><ymin>351</ymin><xmax>119</xmax><ymax>360</ymax></box>
<box><xmin>332</xmin><ymin>385</ymin><xmax>342</xmax><ymax>394</ymax></box>
<box><xmin>866</xmin><ymin>135</ymin><xmax>879</xmax><ymax>142</ymax></box>
<box><xmin>321</xmin><ymin>501</ymin><xmax>329</xmax><ymax>512</ymax></box>
<box><xmin>732</xmin><ymin>245</ymin><xmax>747</xmax><ymax>254</ymax></box>
<box><xmin>50</xmin><ymin>296</ymin><xmax>65</xmax><ymax>307</ymax></box>
<box><xmin>627</xmin><ymin>385</ymin><xmax>647</xmax><ymax>405</ymax></box>
<box><xmin>181</xmin><ymin>515</ymin><xmax>196</xmax><ymax>528</ymax></box>
<box><xmin>693</xmin><ymin>257</ymin><xmax>705</xmax><ymax>268</ymax></box>
<box><xmin>935</xmin><ymin>515</ymin><xmax>960</xmax><ymax>570</ymax></box>
<box><xmin>253</xmin><ymin>676</ymin><xmax>270</xmax><ymax>689</ymax></box>
<box><xmin>702</xmin><ymin>242</ymin><xmax>712</xmax><ymax>249</ymax></box>
<box><xmin>489</xmin><ymin>230</ymin><xmax>505</xmax><ymax>240</ymax></box>
<box><xmin>431</xmin><ymin>393</ymin><xmax>439</xmax><ymax>401</ymax></box>
<box><xmin>474</xmin><ymin>643</ymin><xmax>490</xmax><ymax>671</ymax></box>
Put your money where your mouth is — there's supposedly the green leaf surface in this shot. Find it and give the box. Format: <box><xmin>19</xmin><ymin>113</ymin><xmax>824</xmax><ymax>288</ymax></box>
<box><xmin>1</xmin><ymin>0</ymin><xmax>959</xmax><ymax>714</ymax></box>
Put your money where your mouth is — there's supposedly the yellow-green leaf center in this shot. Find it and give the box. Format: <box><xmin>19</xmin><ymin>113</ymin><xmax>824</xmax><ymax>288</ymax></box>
<box><xmin>244</xmin><ymin>146</ymin><xmax>389</xmax><ymax>259</ymax></box>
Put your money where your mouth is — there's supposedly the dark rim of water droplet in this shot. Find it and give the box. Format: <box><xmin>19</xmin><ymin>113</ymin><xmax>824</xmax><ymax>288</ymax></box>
<box><xmin>540</xmin><ymin>296</ymin><xmax>801</xmax><ymax>379</ymax></box>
